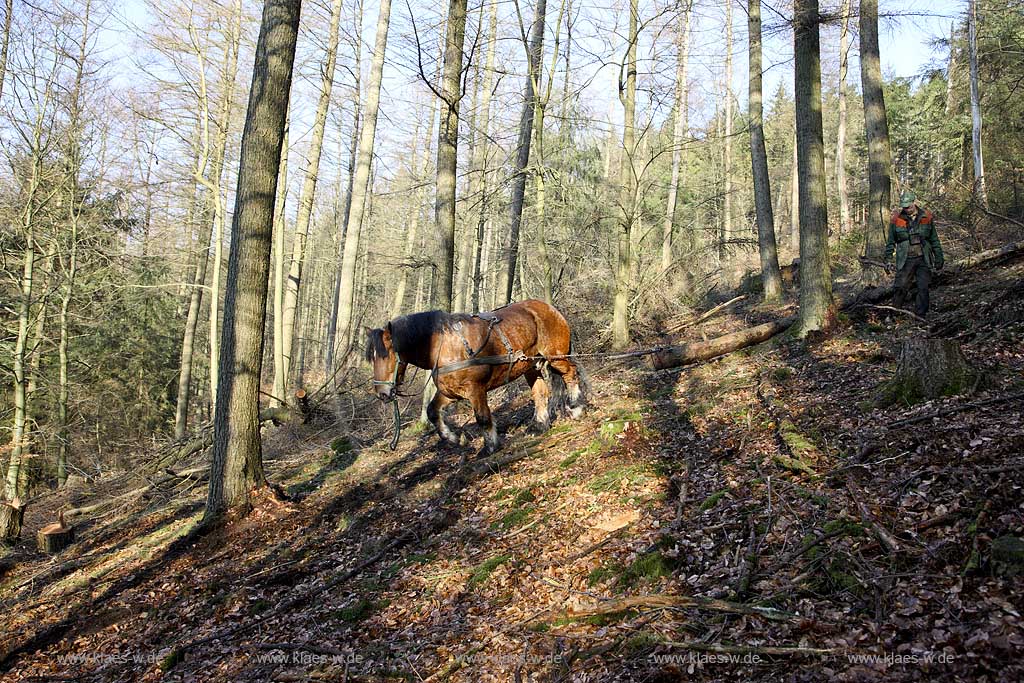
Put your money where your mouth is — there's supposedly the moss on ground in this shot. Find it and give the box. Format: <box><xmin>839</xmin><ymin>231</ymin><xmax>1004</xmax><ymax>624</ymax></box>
<box><xmin>468</xmin><ymin>554</ymin><xmax>510</xmax><ymax>586</ymax></box>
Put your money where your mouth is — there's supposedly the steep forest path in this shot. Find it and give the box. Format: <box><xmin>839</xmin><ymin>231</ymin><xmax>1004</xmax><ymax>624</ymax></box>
<box><xmin>1</xmin><ymin>257</ymin><xmax>1023</xmax><ymax>682</ymax></box>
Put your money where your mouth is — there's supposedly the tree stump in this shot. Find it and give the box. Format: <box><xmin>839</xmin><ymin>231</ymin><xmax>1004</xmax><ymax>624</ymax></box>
<box><xmin>1</xmin><ymin>499</ymin><xmax>26</xmax><ymax>541</ymax></box>
<box><xmin>37</xmin><ymin>515</ymin><xmax>75</xmax><ymax>554</ymax></box>
<box><xmin>879</xmin><ymin>338</ymin><xmax>978</xmax><ymax>406</ymax></box>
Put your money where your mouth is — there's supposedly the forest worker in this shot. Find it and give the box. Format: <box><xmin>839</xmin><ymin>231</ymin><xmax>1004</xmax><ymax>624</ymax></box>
<box><xmin>884</xmin><ymin>191</ymin><xmax>944</xmax><ymax>318</ymax></box>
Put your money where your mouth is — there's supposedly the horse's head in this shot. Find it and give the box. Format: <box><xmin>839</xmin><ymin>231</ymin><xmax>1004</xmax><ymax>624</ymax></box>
<box><xmin>365</xmin><ymin>323</ymin><xmax>404</xmax><ymax>401</ymax></box>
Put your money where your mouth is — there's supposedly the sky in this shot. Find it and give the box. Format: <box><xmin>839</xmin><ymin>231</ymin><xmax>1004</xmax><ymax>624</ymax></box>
<box><xmin>90</xmin><ymin>0</ymin><xmax>971</xmax><ymax>194</ymax></box>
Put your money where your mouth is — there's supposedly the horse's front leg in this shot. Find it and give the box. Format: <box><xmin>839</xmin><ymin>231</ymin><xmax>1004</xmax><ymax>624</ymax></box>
<box><xmin>426</xmin><ymin>391</ymin><xmax>459</xmax><ymax>446</ymax></box>
<box><xmin>468</xmin><ymin>388</ymin><xmax>501</xmax><ymax>456</ymax></box>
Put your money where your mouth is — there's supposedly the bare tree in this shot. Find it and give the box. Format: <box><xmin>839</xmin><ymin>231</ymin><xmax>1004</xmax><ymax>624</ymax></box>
<box><xmin>612</xmin><ymin>0</ymin><xmax>638</xmax><ymax>350</ymax></box>
<box><xmin>334</xmin><ymin>0</ymin><xmax>394</xmax><ymax>350</ymax></box>
<box><xmin>968</xmin><ymin>0</ymin><xmax>987</xmax><ymax>207</ymax></box>
<box><xmin>501</xmin><ymin>0</ymin><xmax>548</xmax><ymax>305</ymax></box>
<box><xmin>836</xmin><ymin>0</ymin><xmax>852</xmax><ymax>235</ymax></box>
<box><xmin>662</xmin><ymin>2</ymin><xmax>691</xmax><ymax>273</ymax></box>
<box><xmin>278</xmin><ymin>0</ymin><xmax>344</xmax><ymax>397</ymax></box>
<box><xmin>748</xmin><ymin>0</ymin><xmax>783</xmax><ymax>301</ymax></box>
<box><xmin>0</xmin><ymin>0</ymin><xmax>11</xmax><ymax>100</ymax></box>
<box><xmin>794</xmin><ymin>0</ymin><xmax>834</xmax><ymax>335</ymax></box>
<box><xmin>205</xmin><ymin>0</ymin><xmax>301</xmax><ymax>519</ymax></box>
<box><xmin>859</xmin><ymin>0</ymin><xmax>892</xmax><ymax>284</ymax></box>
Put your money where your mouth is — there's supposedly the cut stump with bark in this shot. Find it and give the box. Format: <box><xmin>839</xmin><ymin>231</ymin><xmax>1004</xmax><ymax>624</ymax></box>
<box><xmin>1</xmin><ymin>499</ymin><xmax>26</xmax><ymax>541</ymax></box>
<box><xmin>878</xmin><ymin>337</ymin><xmax>978</xmax><ymax>406</ymax></box>
<box><xmin>37</xmin><ymin>523</ymin><xmax>75</xmax><ymax>554</ymax></box>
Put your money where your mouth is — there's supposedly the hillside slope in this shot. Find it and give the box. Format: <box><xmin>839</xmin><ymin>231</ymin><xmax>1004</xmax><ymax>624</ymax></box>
<box><xmin>1</xmin><ymin>257</ymin><xmax>1023</xmax><ymax>682</ymax></box>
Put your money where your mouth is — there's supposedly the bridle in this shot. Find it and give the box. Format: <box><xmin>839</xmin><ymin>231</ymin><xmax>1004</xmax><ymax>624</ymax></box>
<box><xmin>372</xmin><ymin>349</ymin><xmax>404</xmax><ymax>402</ymax></box>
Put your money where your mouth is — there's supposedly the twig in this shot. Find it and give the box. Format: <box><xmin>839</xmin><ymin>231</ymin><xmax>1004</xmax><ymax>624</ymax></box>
<box><xmin>560</xmin><ymin>594</ymin><xmax>798</xmax><ymax>623</ymax></box>
<box><xmin>854</xmin><ymin>304</ymin><xmax>928</xmax><ymax>324</ymax></box>
<box><xmin>657</xmin><ymin>639</ymin><xmax>834</xmax><ymax>657</ymax></box>
<box><xmin>887</xmin><ymin>391</ymin><xmax>1024</xmax><ymax>428</ymax></box>
<box><xmin>848</xmin><ymin>481</ymin><xmax>900</xmax><ymax>554</ymax></box>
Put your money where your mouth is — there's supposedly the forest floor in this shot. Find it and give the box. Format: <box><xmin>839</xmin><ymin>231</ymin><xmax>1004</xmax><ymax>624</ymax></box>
<box><xmin>1</xmin><ymin>252</ymin><xmax>1023</xmax><ymax>682</ymax></box>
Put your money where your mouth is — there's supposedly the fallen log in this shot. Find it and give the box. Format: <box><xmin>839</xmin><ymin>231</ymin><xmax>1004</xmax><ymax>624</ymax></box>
<box><xmin>651</xmin><ymin>239</ymin><xmax>1024</xmax><ymax>371</ymax></box>
<box><xmin>652</xmin><ymin>317</ymin><xmax>795</xmax><ymax>370</ymax></box>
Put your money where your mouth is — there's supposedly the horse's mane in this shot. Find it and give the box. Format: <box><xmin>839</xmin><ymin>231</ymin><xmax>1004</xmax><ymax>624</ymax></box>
<box><xmin>366</xmin><ymin>310</ymin><xmax>472</xmax><ymax>360</ymax></box>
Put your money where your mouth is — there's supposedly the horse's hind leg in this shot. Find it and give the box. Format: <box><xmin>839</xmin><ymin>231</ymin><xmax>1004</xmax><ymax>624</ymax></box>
<box><xmin>468</xmin><ymin>387</ymin><xmax>501</xmax><ymax>455</ymax></box>
<box><xmin>426</xmin><ymin>391</ymin><xmax>459</xmax><ymax>446</ymax></box>
<box><xmin>524</xmin><ymin>369</ymin><xmax>551</xmax><ymax>432</ymax></box>
<box><xmin>547</xmin><ymin>358</ymin><xmax>586</xmax><ymax>419</ymax></box>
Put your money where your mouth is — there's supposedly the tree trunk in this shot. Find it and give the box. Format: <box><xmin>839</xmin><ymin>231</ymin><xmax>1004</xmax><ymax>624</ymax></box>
<box><xmin>390</xmin><ymin>108</ymin><xmax>433</xmax><ymax>318</ymax></box>
<box><xmin>662</xmin><ymin>4</ymin><xmax>691</xmax><ymax>273</ymax></box>
<box><xmin>501</xmin><ymin>0</ymin><xmax>547</xmax><ymax>306</ymax></box>
<box><xmin>794</xmin><ymin>0</ymin><xmax>834</xmax><ymax>336</ymax></box>
<box><xmin>37</xmin><ymin>520</ymin><xmax>75</xmax><ymax>554</ymax></box>
<box><xmin>0</xmin><ymin>0</ymin><xmax>11</xmax><ymax>101</ymax></box>
<box><xmin>612</xmin><ymin>0</ymin><xmax>638</xmax><ymax>350</ymax></box>
<box><xmin>859</xmin><ymin>0</ymin><xmax>892</xmax><ymax>285</ymax></box>
<box><xmin>280</xmin><ymin>0</ymin><xmax>344</xmax><ymax>390</ymax></box>
<box><xmin>175</xmin><ymin>205</ymin><xmax>214</xmax><ymax>439</ymax></box>
<box><xmin>748</xmin><ymin>0</ymin><xmax>783</xmax><ymax>302</ymax></box>
<box><xmin>433</xmin><ymin>0</ymin><xmax>468</xmax><ymax>310</ymax></box>
<box><xmin>652</xmin><ymin>317</ymin><xmax>796</xmax><ymax>370</ymax></box>
<box><xmin>271</xmin><ymin>114</ymin><xmax>290</xmax><ymax>408</ymax></box>
<box><xmin>0</xmin><ymin>499</ymin><xmax>25</xmax><ymax>540</ymax></box>
<box><xmin>836</xmin><ymin>0</ymin><xmax>852</xmax><ymax>235</ymax></box>
<box><xmin>721</xmin><ymin>0</ymin><xmax>734</xmax><ymax>264</ymax></box>
<box><xmin>879</xmin><ymin>338</ymin><xmax>977</xmax><ymax>406</ymax></box>
<box><xmin>790</xmin><ymin>137</ymin><xmax>799</xmax><ymax>253</ymax></box>
<box><xmin>470</xmin><ymin>0</ymin><xmax>499</xmax><ymax>313</ymax></box>
<box><xmin>967</xmin><ymin>0</ymin><xmax>987</xmax><ymax>208</ymax></box>
<box><xmin>205</xmin><ymin>0</ymin><xmax>301</xmax><ymax>520</ymax></box>
<box><xmin>334</xmin><ymin>0</ymin><xmax>393</xmax><ymax>348</ymax></box>
<box><xmin>176</xmin><ymin>0</ymin><xmax>243</xmax><ymax>437</ymax></box>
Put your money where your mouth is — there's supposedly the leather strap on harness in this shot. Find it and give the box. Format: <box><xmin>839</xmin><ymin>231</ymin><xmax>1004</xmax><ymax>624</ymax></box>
<box><xmin>433</xmin><ymin>313</ymin><xmax>525</xmax><ymax>380</ymax></box>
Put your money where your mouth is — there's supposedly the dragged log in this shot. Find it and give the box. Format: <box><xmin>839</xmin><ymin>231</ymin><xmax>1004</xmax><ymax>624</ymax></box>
<box><xmin>652</xmin><ymin>239</ymin><xmax>1024</xmax><ymax>371</ymax></box>
<box><xmin>652</xmin><ymin>317</ymin><xmax>795</xmax><ymax>370</ymax></box>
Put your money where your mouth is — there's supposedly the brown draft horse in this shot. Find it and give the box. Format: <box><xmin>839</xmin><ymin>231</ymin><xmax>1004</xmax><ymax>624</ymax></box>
<box><xmin>365</xmin><ymin>299</ymin><xmax>587</xmax><ymax>455</ymax></box>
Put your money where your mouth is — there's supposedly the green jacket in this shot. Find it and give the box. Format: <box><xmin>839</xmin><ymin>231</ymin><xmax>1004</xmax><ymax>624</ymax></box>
<box><xmin>884</xmin><ymin>208</ymin><xmax>944</xmax><ymax>270</ymax></box>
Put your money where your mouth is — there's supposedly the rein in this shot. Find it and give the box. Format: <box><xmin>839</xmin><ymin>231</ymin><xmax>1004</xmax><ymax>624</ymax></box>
<box><xmin>373</xmin><ymin>354</ymin><xmax>404</xmax><ymax>451</ymax></box>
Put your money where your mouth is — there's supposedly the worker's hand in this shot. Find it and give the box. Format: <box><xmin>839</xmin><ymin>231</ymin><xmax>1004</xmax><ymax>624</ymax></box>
<box><xmin>884</xmin><ymin>262</ymin><xmax>895</xmax><ymax>274</ymax></box>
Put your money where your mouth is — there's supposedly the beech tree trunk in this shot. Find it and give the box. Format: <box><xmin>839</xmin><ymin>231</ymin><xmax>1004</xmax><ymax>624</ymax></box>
<box><xmin>501</xmin><ymin>0</ymin><xmax>547</xmax><ymax>306</ymax></box>
<box><xmin>880</xmin><ymin>338</ymin><xmax>977</xmax><ymax>406</ymax></box>
<box><xmin>662</xmin><ymin>4</ymin><xmax>691</xmax><ymax>273</ymax></box>
<box><xmin>748</xmin><ymin>0</ymin><xmax>783</xmax><ymax>302</ymax></box>
<box><xmin>271</xmin><ymin>114</ymin><xmax>290</xmax><ymax>407</ymax></box>
<box><xmin>205</xmin><ymin>0</ymin><xmax>301</xmax><ymax>520</ymax></box>
<box><xmin>280</xmin><ymin>0</ymin><xmax>344</xmax><ymax>390</ymax></box>
<box><xmin>334</xmin><ymin>0</ymin><xmax>393</xmax><ymax>347</ymax></box>
<box><xmin>721</xmin><ymin>0</ymin><xmax>734</xmax><ymax>264</ymax></box>
<box><xmin>967</xmin><ymin>0</ymin><xmax>988</xmax><ymax>207</ymax></box>
<box><xmin>470</xmin><ymin>0</ymin><xmax>499</xmax><ymax>313</ymax></box>
<box><xmin>794</xmin><ymin>0</ymin><xmax>834</xmax><ymax>336</ymax></box>
<box><xmin>859</xmin><ymin>0</ymin><xmax>892</xmax><ymax>284</ymax></box>
<box><xmin>836</xmin><ymin>0</ymin><xmax>852</xmax><ymax>235</ymax></box>
<box><xmin>652</xmin><ymin>317</ymin><xmax>796</xmax><ymax>370</ymax></box>
<box><xmin>433</xmin><ymin>0</ymin><xmax>468</xmax><ymax>310</ymax></box>
<box><xmin>0</xmin><ymin>0</ymin><xmax>11</xmax><ymax>101</ymax></box>
<box><xmin>612</xmin><ymin>0</ymin><xmax>638</xmax><ymax>350</ymax></box>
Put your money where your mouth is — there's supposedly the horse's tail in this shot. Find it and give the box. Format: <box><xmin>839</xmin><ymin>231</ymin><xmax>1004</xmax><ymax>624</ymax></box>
<box><xmin>545</xmin><ymin>335</ymin><xmax>588</xmax><ymax>419</ymax></box>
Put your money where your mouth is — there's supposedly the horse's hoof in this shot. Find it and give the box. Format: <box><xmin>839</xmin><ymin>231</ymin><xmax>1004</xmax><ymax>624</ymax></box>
<box><xmin>477</xmin><ymin>443</ymin><xmax>500</xmax><ymax>458</ymax></box>
<box><xmin>527</xmin><ymin>420</ymin><xmax>550</xmax><ymax>435</ymax></box>
<box><xmin>569</xmin><ymin>405</ymin><xmax>585</xmax><ymax>419</ymax></box>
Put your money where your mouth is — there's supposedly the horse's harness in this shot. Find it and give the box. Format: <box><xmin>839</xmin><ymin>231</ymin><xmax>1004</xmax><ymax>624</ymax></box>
<box><xmin>432</xmin><ymin>311</ymin><xmax>527</xmax><ymax>381</ymax></box>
